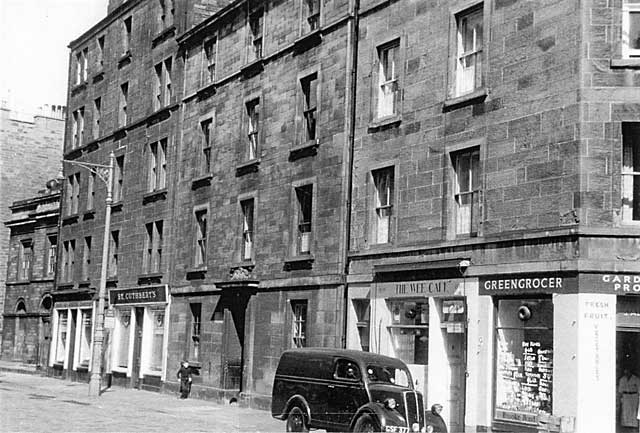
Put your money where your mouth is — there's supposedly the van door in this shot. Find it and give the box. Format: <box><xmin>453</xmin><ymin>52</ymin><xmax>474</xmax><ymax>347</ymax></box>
<box><xmin>326</xmin><ymin>359</ymin><xmax>368</xmax><ymax>429</ymax></box>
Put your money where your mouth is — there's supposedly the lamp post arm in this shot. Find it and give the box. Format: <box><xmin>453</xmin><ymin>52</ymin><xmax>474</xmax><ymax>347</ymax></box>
<box><xmin>88</xmin><ymin>151</ymin><xmax>115</xmax><ymax>397</ymax></box>
<box><xmin>61</xmin><ymin>159</ymin><xmax>112</xmax><ymax>186</ymax></box>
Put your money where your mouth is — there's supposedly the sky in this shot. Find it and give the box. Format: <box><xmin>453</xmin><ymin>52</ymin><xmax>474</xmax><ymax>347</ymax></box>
<box><xmin>0</xmin><ymin>0</ymin><xmax>109</xmax><ymax>115</ymax></box>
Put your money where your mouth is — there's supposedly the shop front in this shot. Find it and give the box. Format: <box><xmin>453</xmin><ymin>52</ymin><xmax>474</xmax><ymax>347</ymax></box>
<box><xmin>107</xmin><ymin>285</ymin><xmax>170</xmax><ymax>390</ymax></box>
<box><xmin>348</xmin><ymin>275</ymin><xmax>478</xmax><ymax>433</ymax></box>
<box><xmin>49</xmin><ymin>299</ymin><xmax>95</xmax><ymax>380</ymax></box>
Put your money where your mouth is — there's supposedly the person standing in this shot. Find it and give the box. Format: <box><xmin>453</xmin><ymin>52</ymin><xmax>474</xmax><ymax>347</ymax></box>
<box><xmin>424</xmin><ymin>404</ymin><xmax>448</xmax><ymax>433</ymax></box>
<box><xmin>177</xmin><ymin>361</ymin><xmax>193</xmax><ymax>399</ymax></box>
<box><xmin>618</xmin><ymin>368</ymin><xmax>640</xmax><ymax>429</ymax></box>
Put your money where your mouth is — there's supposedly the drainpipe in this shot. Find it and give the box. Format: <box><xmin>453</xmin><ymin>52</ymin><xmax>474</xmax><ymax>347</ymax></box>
<box><xmin>340</xmin><ymin>0</ymin><xmax>359</xmax><ymax>349</ymax></box>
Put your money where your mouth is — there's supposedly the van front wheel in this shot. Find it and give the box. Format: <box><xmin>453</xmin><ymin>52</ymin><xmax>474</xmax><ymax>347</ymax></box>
<box><xmin>353</xmin><ymin>414</ymin><xmax>379</xmax><ymax>432</ymax></box>
<box><xmin>286</xmin><ymin>407</ymin><xmax>309</xmax><ymax>432</ymax></box>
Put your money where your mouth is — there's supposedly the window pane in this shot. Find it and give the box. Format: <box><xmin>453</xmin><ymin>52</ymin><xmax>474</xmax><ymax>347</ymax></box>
<box><xmin>495</xmin><ymin>299</ymin><xmax>553</xmax><ymax>423</ymax></box>
<box><xmin>117</xmin><ymin>310</ymin><xmax>130</xmax><ymax>368</ymax></box>
<box><xmin>630</xmin><ymin>12</ymin><xmax>640</xmax><ymax>49</ymax></box>
<box><xmin>150</xmin><ymin>309</ymin><xmax>164</xmax><ymax>371</ymax></box>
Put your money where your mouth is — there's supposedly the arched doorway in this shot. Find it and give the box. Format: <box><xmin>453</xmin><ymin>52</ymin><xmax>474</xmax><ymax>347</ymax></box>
<box><xmin>13</xmin><ymin>299</ymin><xmax>27</xmax><ymax>361</ymax></box>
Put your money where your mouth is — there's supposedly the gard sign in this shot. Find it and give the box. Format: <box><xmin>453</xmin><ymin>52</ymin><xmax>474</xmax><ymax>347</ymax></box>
<box><xmin>601</xmin><ymin>274</ymin><xmax>640</xmax><ymax>293</ymax></box>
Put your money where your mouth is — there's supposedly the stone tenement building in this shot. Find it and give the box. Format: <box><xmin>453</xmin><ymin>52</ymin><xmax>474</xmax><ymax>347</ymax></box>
<box><xmin>0</xmin><ymin>103</ymin><xmax>65</xmax><ymax>353</ymax></box>
<box><xmin>2</xmin><ymin>182</ymin><xmax>60</xmax><ymax>365</ymax></box>
<box><xmin>54</xmin><ymin>0</ymin><xmax>639</xmax><ymax>432</ymax></box>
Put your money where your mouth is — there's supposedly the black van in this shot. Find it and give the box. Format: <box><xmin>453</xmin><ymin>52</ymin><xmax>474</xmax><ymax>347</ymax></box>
<box><xmin>271</xmin><ymin>348</ymin><xmax>427</xmax><ymax>432</ymax></box>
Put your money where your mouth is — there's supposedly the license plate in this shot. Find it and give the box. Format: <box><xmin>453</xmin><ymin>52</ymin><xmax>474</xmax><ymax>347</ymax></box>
<box><xmin>385</xmin><ymin>426</ymin><xmax>408</xmax><ymax>433</ymax></box>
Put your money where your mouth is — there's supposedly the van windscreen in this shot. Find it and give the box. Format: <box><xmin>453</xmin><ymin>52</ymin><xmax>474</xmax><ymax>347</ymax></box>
<box><xmin>365</xmin><ymin>365</ymin><xmax>410</xmax><ymax>387</ymax></box>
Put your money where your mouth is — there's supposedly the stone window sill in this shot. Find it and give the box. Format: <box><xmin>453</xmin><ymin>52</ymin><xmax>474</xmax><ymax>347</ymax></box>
<box><xmin>62</xmin><ymin>214</ymin><xmax>80</xmax><ymax>225</ymax></box>
<box><xmin>83</xmin><ymin>210</ymin><xmax>96</xmax><ymax>220</ymax></box>
<box><xmin>294</xmin><ymin>29</ymin><xmax>322</xmax><ymax>54</ymax></box>
<box><xmin>143</xmin><ymin>189</ymin><xmax>167</xmax><ymax>205</ymax></box>
<box><xmin>152</xmin><ymin>25</ymin><xmax>176</xmax><ymax>47</ymax></box>
<box><xmin>92</xmin><ymin>70</ymin><xmax>105</xmax><ymax>83</ymax></box>
<box><xmin>111</xmin><ymin>201</ymin><xmax>123</xmax><ymax>212</ymax></box>
<box><xmin>235</xmin><ymin>158</ymin><xmax>260</xmax><ymax>176</ymax></box>
<box><xmin>71</xmin><ymin>81</ymin><xmax>88</xmax><ymax>95</ymax></box>
<box><xmin>241</xmin><ymin>58</ymin><xmax>264</xmax><ymax>79</ymax></box>
<box><xmin>186</xmin><ymin>267</ymin><xmax>207</xmax><ymax>280</ymax></box>
<box><xmin>368</xmin><ymin>114</ymin><xmax>402</xmax><ymax>132</ymax></box>
<box><xmin>443</xmin><ymin>88</ymin><xmax>488</xmax><ymax>112</ymax></box>
<box><xmin>191</xmin><ymin>173</ymin><xmax>213</xmax><ymax>190</ymax></box>
<box><xmin>137</xmin><ymin>273</ymin><xmax>163</xmax><ymax>285</ymax></box>
<box><xmin>284</xmin><ymin>254</ymin><xmax>314</xmax><ymax>271</ymax></box>
<box><xmin>118</xmin><ymin>51</ymin><xmax>132</xmax><ymax>68</ymax></box>
<box><xmin>289</xmin><ymin>140</ymin><xmax>320</xmax><ymax>161</ymax></box>
<box><xmin>610</xmin><ymin>58</ymin><xmax>640</xmax><ymax>69</ymax></box>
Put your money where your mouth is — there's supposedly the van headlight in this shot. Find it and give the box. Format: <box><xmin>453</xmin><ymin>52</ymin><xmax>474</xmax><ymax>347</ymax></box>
<box><xmin>411</xmin><ymin>422</ymin><xmax>420</xmax><ymax>432</ymax></box>
<box><xmin>384</xmin><ymin>398</ymin><xmax>397</xmax><ymax>410</ymax></box>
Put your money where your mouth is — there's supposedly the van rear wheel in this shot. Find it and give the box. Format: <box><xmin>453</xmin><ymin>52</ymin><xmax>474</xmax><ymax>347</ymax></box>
<box><xmin>286</xmin><ymin>406</ymin><xmax>309</xmax><ymax>432</ymax></box>
<box><xmin>353</xmin><ymin>414</ymin><xmax>379</xmax><ymax>432</ymax></box>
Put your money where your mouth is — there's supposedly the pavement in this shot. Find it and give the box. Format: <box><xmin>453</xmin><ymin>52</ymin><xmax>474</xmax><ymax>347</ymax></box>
<box><xmin>0</xmin><ymin>367</ymin><xmax>284</xmax><ymax>432</ymax></box>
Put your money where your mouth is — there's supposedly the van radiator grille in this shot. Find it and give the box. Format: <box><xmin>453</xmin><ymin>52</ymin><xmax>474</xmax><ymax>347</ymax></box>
<box><xmin>403</xmin><ymin>391</ymin><xmax>424</xmax><ymax>427</ymax></box>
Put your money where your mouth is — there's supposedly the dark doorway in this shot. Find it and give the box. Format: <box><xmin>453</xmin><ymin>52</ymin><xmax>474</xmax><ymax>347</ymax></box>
<box><xmin>215</xmin><ymin>291</ymin><xmax>251</xmax><ymax>393</ymax></box>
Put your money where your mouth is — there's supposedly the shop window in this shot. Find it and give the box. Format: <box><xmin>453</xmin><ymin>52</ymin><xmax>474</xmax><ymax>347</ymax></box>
<box><xmin>190</xmin><ymin>303</ymin><xmax>202</xmax><ymax>361</ymax></box>
<box><xmin>291</xmin><ymin>300</ymin><xmax>307</xmax><ymax>348</ymax></box>
<box><xmin>372</xmin><ymin>167</ymin><xmax>394</xmax><ymax>244</ymax></box>
<box><xmin>78</xmin><ymin>309</ymin><xmax>93</xmax><ymax>367</ymax></box>
<box><xmin>352</xmin><ymin>299</ymin><xmax>370</xmax><ymax>352</ymax></box>
<box><xmin>116</xmin><ymin>309</ymin><xmax>131</xmax><ymax>368</ymax></box>
<box><xmin>622</xmin><ymin>123</ymin><xmax>640</xmax><ymax>222</ymax></box>
<box><xmin>387</xmin><ymin>300</ymin><xmax>429</xmax><ymax>365</ymax></box>
<box><xmin>452</xmin><ymin>147</ymin><xmax>480</xmax><ymax>237</ymax></box>
<box><xmin>55</xmin><ymin>310</ymin><xmax>68</xmax><ymax>364</ymax></box>
<box><xmin>150</xmin><ymin>308</ymin><xmax>165</xmax><ymax>372</ymax></box>
<box><xmin>455</xmin><ymin>5</ymin><xmax>483</xmax><ymax>96</ymax></box>
<box><xmin>495</xmin><ymin>298</ymin><xmax>553</xmax><ymax>425</ymax></box>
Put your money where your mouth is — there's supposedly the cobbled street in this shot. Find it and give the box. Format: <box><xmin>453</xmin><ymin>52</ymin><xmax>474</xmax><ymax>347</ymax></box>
<box><xmin>0</xmin><ymin>371</ymin><xmax>284</xmax><ymax>432</ymax></box>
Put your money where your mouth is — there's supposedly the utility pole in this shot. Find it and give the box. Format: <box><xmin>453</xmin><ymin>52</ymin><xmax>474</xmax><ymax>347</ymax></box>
<box><xmin>62</xmin><ymin>151</ymin><xmax>115</xmax><ymax>397</ymax></box>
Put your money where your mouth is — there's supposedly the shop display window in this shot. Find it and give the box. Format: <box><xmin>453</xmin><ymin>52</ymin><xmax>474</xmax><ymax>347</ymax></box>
<box><xmin>78</xmin><ymin>309</ymin><xmax>93</xmax><ymax>367</ymax></box>
<box><xmin>495</xmin><ymin>298</ymin><xmax>553</xmax><ymax>425</ymax></box>
<box><xmin>55</xmin><ymin>310</ymin><xmax>68</xmax><ymax>364</ymax></box>
<box><xmin>150</xmin><ymin>308</ymin><xmax>165</xmax><ymax>372</ymax></box>
<box><xmin>386</xmin><ymin>300</ymin><xmax>429</xmax><ymax>365</ymax></box>
<box><xmin>116</xmin><ymin>309</ymin><xmax>131</xmax><ymax>369</ymax></box>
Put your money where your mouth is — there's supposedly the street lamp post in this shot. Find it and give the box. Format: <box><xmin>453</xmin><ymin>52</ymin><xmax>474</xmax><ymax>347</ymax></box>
<box><xmin>62</xmin><ymin>151</ymin><xmax>115</xmax><ymax>397</ymax></box>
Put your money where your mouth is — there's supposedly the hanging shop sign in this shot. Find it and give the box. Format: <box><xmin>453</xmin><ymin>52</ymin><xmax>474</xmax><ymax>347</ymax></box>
<box><xmin>108</xmin><ymin>285</ymin><xmax>168</xmax><ymax>305</ymax></box>
<box><xmin>479</xmin><ymin>274</ymin><xmax>577</xmax><ymax>296</ymax></box>
<box><xmin>376</xmin><ymin>278</ymin><xmax>468</xmax><ymax>299</ymax></box>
